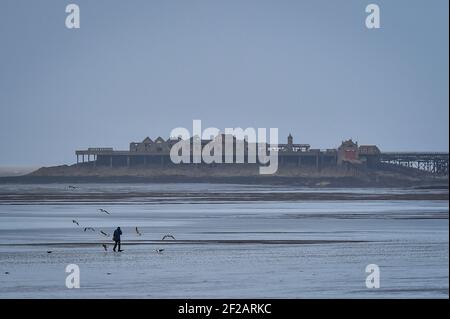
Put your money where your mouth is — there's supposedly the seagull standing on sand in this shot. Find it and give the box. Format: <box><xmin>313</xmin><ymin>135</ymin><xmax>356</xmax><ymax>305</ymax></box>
<box><xmin>155</xmin><ymin>249</ymin><xmax>165</xmax><ymax>254</ymax></box>
<box><xmin>98</xmin><ymin>208</ymin><xmax>110</xmax><ymax>215</ymax></box>
<box><xmin>102</xmin><ymin>244</ymin><xmax>108</xmax><ymax>251</ymax></box>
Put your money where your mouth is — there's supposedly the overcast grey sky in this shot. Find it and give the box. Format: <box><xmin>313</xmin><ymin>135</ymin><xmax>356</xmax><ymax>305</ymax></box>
<box><xmin>0</xmin><ymin>0</ymin><xmax>448</xmax><ymax>166</ymax></box>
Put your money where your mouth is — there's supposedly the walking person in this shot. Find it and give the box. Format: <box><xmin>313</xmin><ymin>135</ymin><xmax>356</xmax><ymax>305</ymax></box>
<box><xmin>113</xmin><ymin>227</ymin><xmax>123</xmax><ymax>252</ymax></box>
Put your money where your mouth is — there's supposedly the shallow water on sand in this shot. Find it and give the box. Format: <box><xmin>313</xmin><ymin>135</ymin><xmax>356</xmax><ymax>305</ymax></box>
<box><xmin>0</xmin><ymin>183</ymin><xmax>448</xmax><ymax>298</ymax></box>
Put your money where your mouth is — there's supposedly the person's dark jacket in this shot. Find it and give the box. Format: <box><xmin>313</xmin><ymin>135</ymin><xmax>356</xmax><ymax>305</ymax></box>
<box><xmin>113</xmin><ymin>228</ymin><xmax>122</xmax><ymax>242</ymax></box>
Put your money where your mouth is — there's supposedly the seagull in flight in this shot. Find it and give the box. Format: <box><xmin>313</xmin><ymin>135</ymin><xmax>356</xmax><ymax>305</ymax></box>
<box><xmin>84</xmin><ymin>227</ymin><xmax>95</xmax><ymax>232</ymax></box>
<box><xmin>155</xmin><ymin>249</ymin><xmax>165</xmax><ymax>254</ymax></box>
<box><xmin>100</xmin><ymin>231</ymin><xmax>110</xmax><ymax>237</ymax></box>
<box><xmin>162</xmin><ymin>234</ymin><xmax>175</xmax><ymax>240</ymax></box>
<box><xmin>98</xmin><ymin>208</ymin><xmax>110</xmax><ymax>215</ymax></box>
<box><xmin>135</xmin><ymin>227</ymin><xmax>142</xmax><ymax>236</ymax></box>
<box><xmin>72</xmin><ymin>220</ymin><xmax>80</xmax><ymax>226</ymax></box>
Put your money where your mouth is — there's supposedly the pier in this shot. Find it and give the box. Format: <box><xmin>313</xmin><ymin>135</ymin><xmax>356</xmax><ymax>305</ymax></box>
<box><xmin>380</xmin><ymin>152</ymin><xmax>449</xmax><ymax>176</ymax></box>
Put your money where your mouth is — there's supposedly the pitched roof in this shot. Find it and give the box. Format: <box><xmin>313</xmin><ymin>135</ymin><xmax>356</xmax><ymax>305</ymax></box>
<box><xmin>340</xmin><ymin>139</ymin><xmax>358</xmax><ymax>148</ymax></box>
<box><xmin>142</xmin><ymin>137</ymin><xmax>153</xmax><ymax>143</ymax></box>
<box><xmin>154</xmin><ymin>136</ymin><xmax>165</xmax><ymax>143</ymax></box>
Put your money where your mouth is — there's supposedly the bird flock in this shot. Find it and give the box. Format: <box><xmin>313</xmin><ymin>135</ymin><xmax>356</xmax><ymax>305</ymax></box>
<box><xmin>68</xmin><ymin>191</ymin><xmax>176</xmax><ymax>254</ymax></box>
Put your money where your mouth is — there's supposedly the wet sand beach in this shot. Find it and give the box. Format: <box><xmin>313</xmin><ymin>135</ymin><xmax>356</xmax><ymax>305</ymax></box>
<box><xmin>0</xmin><ymin>183</ymin><xmax>448</xmax><ymax>298</ymax></box>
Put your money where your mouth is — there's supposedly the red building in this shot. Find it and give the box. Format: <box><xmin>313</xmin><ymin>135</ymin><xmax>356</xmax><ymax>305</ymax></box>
<box><xmin>337</xmin><ymin>139</ymin><xmax>359</xmax><ymax>164</ymax></box>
